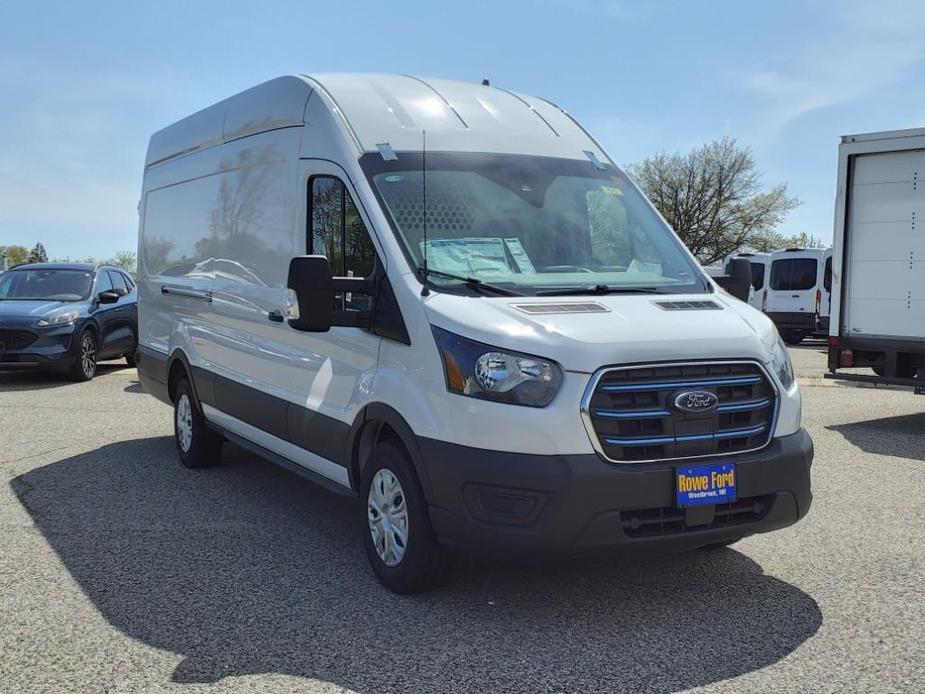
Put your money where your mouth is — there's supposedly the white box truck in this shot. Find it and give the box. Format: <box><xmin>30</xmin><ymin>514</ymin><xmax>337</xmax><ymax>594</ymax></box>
<box><xmin>827</xmin><ymin>128</ymin><xmax>925</xmax><ymax>391</ymax></box>
<box><xmin>136</xmin><ymin>74</ymin><xmax>812</xmax><ymax>592</ymax></box>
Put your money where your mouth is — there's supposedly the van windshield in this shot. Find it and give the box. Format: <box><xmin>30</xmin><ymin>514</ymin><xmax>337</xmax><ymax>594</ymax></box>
<box><xmin>362</xmin><ymin>152</ymin><xmax>707</xmax><ymax>295</ymax></box>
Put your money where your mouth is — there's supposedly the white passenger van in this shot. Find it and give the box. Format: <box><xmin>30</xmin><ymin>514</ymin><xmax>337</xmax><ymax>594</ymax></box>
<box><xmin>766</xmin><ymin>247</ymin><xmax>831</xmax><ymax>345</ymax></box>
<box><xmin>136</xmin><ymin>74</ymin><xmax>812</xmax><ymax>593</ymax></box>
<box><xmin>725</xmin><ymin>252</ymin><xmax>771</xmax><ymax>311</ymax></box>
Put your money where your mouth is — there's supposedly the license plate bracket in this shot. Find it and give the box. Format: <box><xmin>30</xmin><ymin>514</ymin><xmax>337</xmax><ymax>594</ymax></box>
<box><xmin>676</xmin><ymin>463</ymin><xmax>737</xmax><ymax>508</ymax></box>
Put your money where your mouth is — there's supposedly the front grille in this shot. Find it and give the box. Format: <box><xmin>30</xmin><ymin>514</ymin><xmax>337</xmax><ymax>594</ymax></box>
<box><xmin>583</xmin><ymin>361</ymin><xmax>776</xmax><ymax>462</ymax></box>
<box><xmin>621</xmin><ymin>494</ymin><xmax>775</xmax><ymax>538</ymax></box>
<box><xmin>0</xmin><ymin>329</ymin><xmax>38</xmax><ymax>350</ymax></box>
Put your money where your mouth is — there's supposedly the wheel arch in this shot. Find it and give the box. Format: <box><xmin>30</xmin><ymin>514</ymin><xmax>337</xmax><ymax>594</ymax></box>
<box><xmin>166</xmin><ymin>349</ymin><xmax>200</xmax><ymax>408</ymax></box>
<box><xmin>347</xmin><ymin>403</ymin><xmax>432</xmax><ymax>499</ymax></box>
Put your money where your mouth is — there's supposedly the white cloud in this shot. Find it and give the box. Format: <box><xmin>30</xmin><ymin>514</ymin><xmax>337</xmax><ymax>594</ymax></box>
<box><xmin>741</xmin><ymin>3</ymin><xmax>925</xmax><ymax>137</ymax></box>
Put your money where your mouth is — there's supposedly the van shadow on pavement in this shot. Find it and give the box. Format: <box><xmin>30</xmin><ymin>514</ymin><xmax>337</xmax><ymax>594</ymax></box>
<box><xmin>12</xmin><ymin>437</ymin><xmax>822</xmax><ymax>693</ymax></box>
<box><xmin>829</xmin><ymin>412</ymin><xmax>925</xmax><ymax>462</ymax></box>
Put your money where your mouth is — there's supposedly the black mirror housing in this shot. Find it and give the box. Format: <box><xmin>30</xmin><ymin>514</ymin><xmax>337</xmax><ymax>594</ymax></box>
<box><xmin>285</xmin><ymin>256</ymin><xmax>374</xmax><ymax>332</ymax></box>
<box><xmin>287</xmin><ymin>256</ymin><xmax>335</xmax><ymax>332</ymax></box>
<box><xmin>714</xmin><ymin>258</ymin><xmax>752</xmax><ymax>302</ymax></box>
<box><xmin>98</xmin><ymin>290</ymin><xmax>120</xmax><ymax>304</ymax></box>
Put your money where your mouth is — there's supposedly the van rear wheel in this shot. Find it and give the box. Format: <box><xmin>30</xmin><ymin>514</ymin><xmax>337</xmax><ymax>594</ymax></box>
<box><xmin>173</xmin><ymin>378</ymin><xmax>223</xmax><ymax>468</ymax></box>
<box><xmin>361</xmin><ymin>442</ymin><xmax>454</xmax><ymax>594</ymax></box>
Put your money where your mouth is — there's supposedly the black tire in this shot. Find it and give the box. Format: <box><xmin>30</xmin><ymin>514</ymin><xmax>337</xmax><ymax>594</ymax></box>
<box><xmin>68</xmin><ymin>329</ymin><xmax>98</xmax><ymax>381</ymax></box>
<box><xmin>173</xmin><ymin>377</ymin><xmax>223</xmax><ymax>469</ymax></box>
<box><xmin>125</xmin><ymin>351</ymin><xmax>137</xmax><ymax>367</ymax></box>
<box><xmin>781</xmin><ymin>330</ymin><xmax>805</xmax><ymax>346</ymax></box>
<box><xmin>361</xmin><ymin>442</ymin><xmax>454</xmax><ymax>594</ymax></box>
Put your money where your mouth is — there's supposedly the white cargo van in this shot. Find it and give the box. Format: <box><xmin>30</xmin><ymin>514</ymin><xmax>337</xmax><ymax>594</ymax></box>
<box><xmin>136</xmin><ymin>74</ymin><xmax>812</xmax><ymax>593</ymax></box>
<box><xmin>766</xmin><ymin>247</ymin><xmax>830</xmax><ymax>345</ymax></box>
<box><xmin>827</xmin><ymin>128</ymin><xmax>925</xmax><ymax>391</ymax></box>
<box><xmin>725</xmin><ymin>252</ymin><xmax>771</xmax><ymax>311</ymax></box>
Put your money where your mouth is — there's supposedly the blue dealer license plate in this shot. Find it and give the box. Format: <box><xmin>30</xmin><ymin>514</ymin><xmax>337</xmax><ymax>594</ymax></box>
<box><xmin>676</xmin><ymin>463</ymin><xmax>737</xmax><ymax>508</ymax></box>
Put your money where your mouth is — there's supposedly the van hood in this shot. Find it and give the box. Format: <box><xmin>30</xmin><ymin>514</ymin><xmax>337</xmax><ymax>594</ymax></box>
<box><xmin>0</xmin><ymin>299</ymin><xmax>68</xmax><ymax>318</ymax></box>
<box><xmin>423</xmin><ymin>292</ymin><xmax>778</xmax><ymax>373</ymax></box>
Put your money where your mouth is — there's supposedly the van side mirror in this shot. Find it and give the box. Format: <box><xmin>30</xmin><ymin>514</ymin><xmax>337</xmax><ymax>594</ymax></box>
<box><xmin>286</xmin><ymin>255</ymin><xmax>373</xmax><ymax>332</ymax></box>
<box><xmin>98</xmin><ymin>290</ymin><xmax>120</xmax><ymax>304</ymax></box>
<box><xmin>714</xmin><ymin>258</ymin><xmax>752</xmax><ymax>302</ymax></box>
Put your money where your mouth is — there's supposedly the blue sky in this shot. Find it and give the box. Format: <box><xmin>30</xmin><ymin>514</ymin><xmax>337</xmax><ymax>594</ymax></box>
<box><xmin>1</xmin><ymin>0</ymin><xmax>924</xmax><ymax>260</ymax></box>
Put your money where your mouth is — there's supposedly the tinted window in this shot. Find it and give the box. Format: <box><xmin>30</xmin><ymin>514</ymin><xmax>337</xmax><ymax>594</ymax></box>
<box><xmin>823</xmin><ymin>257</ymin><xmax>832</xmax><ymax>292</ymax></box>
<box><xmin>0</xmin><ymin>269</ymin><xmax>93</xmax><ymax>301</ymax></box>
<box><xmin>750</xmin><ymin>262</ymin><xmax>765</xmax><ymax>291</ymax></box>
<box><xmin>770</xmin><ymin>258</ymin><xmax>817</xmax><ymax>291</ymax></box>
<box><xmin>96</xmin><ymin>271</ymin><xmax>114</xmax><ymax>294</ymax></box>
<box><xmin>310</xmin><ymin>176</ymin><xmax>377</xmax><ymax>310</ymax></box>
<box><xmin>108</xmin><ymin>271</ymin><xmax>128</xmax><ymax>295</ymax></box>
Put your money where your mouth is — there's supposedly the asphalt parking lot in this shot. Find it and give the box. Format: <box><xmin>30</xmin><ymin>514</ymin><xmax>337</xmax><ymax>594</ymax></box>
<box><xmin>1</xmin><ymin>343</ymin><xmax>923</xmax><ymax>693</ymax></box>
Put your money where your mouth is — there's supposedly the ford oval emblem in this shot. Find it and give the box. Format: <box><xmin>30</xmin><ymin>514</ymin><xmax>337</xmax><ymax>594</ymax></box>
<box><xmin>673</xmin><ymin>390</ymin><xmax>719</xmax><ymax>413</ymax></box>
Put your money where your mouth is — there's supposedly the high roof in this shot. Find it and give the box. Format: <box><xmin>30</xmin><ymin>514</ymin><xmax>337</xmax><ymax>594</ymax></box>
<box><xmin>145</xmin><ymin>73</ymin><xmax>609</xmax><ymax>168</ymax></box>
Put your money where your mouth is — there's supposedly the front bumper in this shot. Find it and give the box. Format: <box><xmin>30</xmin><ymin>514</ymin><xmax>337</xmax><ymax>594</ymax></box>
<box><xmin>0</xmin><ymin>325</ymin><xmax>79</xmax><ymax>371</ymax></box>
<box><xmin>421</xmin><ymin>429</ymin><xmax>813</xmax><ymax>555</ymax></box>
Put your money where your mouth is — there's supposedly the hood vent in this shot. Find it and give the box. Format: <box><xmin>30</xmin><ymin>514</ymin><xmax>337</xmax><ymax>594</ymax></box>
<box><xmin>654</xmin><ymin>300</ymin><xmax>722</xmax><ymax>311</ymax></box>
<box><xmin>511</xmin><ymin>302</ymin><xmax>610</xmax><ymax>315</ymax></box>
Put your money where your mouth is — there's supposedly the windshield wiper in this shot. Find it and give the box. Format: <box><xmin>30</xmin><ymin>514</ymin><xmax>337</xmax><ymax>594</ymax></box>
<box><xmin>417</xmin><ymin>267</ymin><xmax>525</xmax><ymax>297</ymax></box>
<box><xmin>536</xmin><ymin>284</ymin><xmax>664</xmax><ymax>297</ymax></box>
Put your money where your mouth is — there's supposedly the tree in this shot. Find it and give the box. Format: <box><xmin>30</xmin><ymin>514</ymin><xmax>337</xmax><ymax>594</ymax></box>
<box><xmin>28</xmin><ymin>242</ymin><xmax>48</xmax><ymax>263</ymax></box>
<box><xmin>747</xmin><ymin>230</ymin><xmax>827</xmax><ymax>253</ymax></box>
<box><xmin>108</xmin><ymin>250</ymin><xmax>137</xmax><ymax>274</ymax></box>
<box><xmin>628</xmin><ymin>137</ymin><xmax>800</xmax><ymax>265</ymax></box>
<box><xmin>1</xmin><ymin>245</ymin><xmax>30</xmax><ymax>267</ymax></box>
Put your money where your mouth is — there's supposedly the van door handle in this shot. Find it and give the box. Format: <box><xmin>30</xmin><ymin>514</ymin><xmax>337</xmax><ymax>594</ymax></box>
<box><xmin>268</xmin><ymin>309</ymin><xmax>284</xmax><ymax>323</ymax></box>
<box><xmin>161</xmin><ymin>285</ymin><xmax>213</xmax><ymax>302</ymax></box>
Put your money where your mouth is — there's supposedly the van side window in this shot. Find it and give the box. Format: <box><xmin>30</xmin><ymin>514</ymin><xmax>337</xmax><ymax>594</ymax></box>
<box><xmin>310</xmin><ymin>176</ymin><xmax>377</xmax><ymax>310</ymax></box>
<box><xmin>823</xmin><ymin>257</ymin><xmax>832</xmax><ymax>292</ymax></box>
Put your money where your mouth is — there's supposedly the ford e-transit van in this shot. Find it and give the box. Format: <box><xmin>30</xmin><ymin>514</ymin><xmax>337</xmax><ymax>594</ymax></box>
<box><xmin>136</xmin><ymin>74</ymin><xmax>813</xmax><ymax>593</ymax></box>
<box><xmin>766</xmin><ymin>247</ymin><xmax>831</xmax><ymax>345</ymax></box>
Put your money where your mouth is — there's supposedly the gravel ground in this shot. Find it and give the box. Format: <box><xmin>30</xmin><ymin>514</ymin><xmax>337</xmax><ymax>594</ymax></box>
<box><xmin>0</xmin><ymin>349</ymin><xmax>923</xmax><ymax>693</ymax></box>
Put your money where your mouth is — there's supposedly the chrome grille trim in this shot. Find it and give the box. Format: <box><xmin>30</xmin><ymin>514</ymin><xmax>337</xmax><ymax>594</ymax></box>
<box><xmin>580</xmin><ymin>360</ymin><xmax>780</xmax><ymax>464</ymax></box>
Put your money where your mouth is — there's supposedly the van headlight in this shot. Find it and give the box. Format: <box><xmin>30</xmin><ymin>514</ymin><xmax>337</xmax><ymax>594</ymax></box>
<box><xmin>36</xmin><ymin>308</ymin><xmax>80</xmax><ymax>327</ymax></box>
<box><xmin>432</xmin><ymin>326</ymin><xmax>563</xmax><ymax>407</ymax></box>
<box><xmin>769</xmin><ymin>335</ymin><xmax>795</xmax><ymax>389</ymax></box>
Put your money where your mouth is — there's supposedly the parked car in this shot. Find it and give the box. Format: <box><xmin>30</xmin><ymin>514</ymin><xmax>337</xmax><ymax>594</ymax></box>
<box><xmin>0</xmin><ymin>263</ymin><xmax>138</xmax><ymax>380</ymax></box>
<box><xmin>136</xmin><ymin>74</ymin><xmax>813</xmax><ymax>593</ymax></box>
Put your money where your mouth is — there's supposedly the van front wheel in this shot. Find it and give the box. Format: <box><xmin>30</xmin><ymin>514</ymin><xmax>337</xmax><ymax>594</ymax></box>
<box><xmin>361</xmin><ymin>442</ymin><xmax>453</xmax><ymax>593</ymax></box>
<box><xmin>173</xmin><ymin>378</ymin><xmax>223</xmax><ymax>468</ymax></box>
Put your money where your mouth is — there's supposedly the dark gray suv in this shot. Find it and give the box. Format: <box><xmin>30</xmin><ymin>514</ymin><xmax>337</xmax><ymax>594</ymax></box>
<box><xmin>0</xmin><ymin>263</ymin><xmax>138</xmax><ymax>381</ymax></box>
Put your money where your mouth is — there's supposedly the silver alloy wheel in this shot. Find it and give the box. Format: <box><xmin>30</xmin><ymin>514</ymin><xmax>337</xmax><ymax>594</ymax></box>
<box><xmin>80</xmin><ymin>333</ymin><xmax>96</xmax><ymax>377</ymax></box>
<box><xmin>176</xmin><ymin>393</ymin><xmax>193</xmax><ymax>453</ymax></box>
<box><xmin>367</xmin><ymin>468</ymin><xmax>409</xmax><ymax>567</ymax></box>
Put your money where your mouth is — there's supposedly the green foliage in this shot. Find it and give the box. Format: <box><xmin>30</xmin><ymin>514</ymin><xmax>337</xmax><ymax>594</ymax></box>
<box><xmin>1</xmin><ymin>245</ymin><xmax>30</xmax><ymax>267</ymax></box>
<box><xmin>629</xmin><ymin>137</ymin><xmax>801</xmax><ymax>264</ymax></box>
<box><xmin>107</xmin><ymin>250</ymin><xmax>137</xmax><ymax>274</ymax></box>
